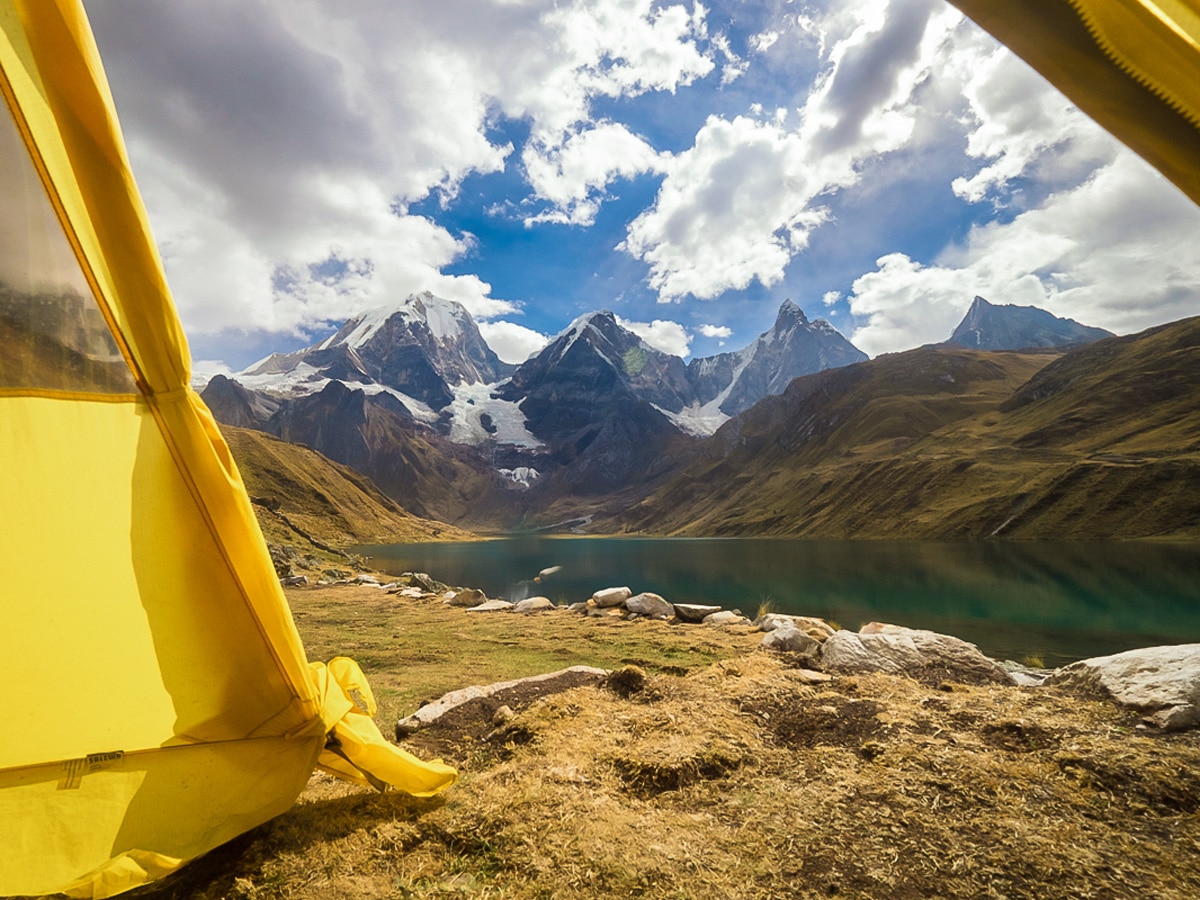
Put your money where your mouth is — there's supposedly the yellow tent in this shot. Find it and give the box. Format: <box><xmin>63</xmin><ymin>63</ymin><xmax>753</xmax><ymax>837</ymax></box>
<box><xmin>947</xmin><ymin>0</ymin><xmax>1200</xmax><ymax>206</ymax></box>
<box><xmin>0</xmin><ymin>3</ymin><xmax>455</xmax><ymax>897</ymax></box>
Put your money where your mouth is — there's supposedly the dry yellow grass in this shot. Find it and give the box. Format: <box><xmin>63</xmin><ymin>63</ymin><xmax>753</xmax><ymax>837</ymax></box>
<box><xmin>123</xmin><ymin>585</ymin><xmax>1200</xmax><ymax>900</ymax></box>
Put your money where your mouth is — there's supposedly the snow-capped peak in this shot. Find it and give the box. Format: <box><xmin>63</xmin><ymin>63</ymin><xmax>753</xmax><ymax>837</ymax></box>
<box><xmin>325</xmin><ymin>291</ymin><xmax>469</xmax><ymax>351</ymax></box>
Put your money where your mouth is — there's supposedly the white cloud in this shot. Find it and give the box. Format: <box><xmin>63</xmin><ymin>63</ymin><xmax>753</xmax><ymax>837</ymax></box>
<box><xmin>477</xmin><ymin>320</ymin><xmax>552</xmax><ymax>364</ymax></box>
<box><xmin>621</xmin><ymin>114</ymin><xmax>826</xmax><ymax>301</ymax></box>
<box><xmin>750</xmin><ymin>30</ymin><xmax>780</xmax><ymax>54</ymax></box>
<box><xmin>85</xmin><ymin>0</ymin><xmax>714</xmax><ymax>346</ymax></box>
<box><xmin>846</xmin><ymin>152</ymin><xmax>1200</xmax><ymax>355</ymax></box>
<box><xmin>951</xmin><ymin>42</ymin><xmax>1118</xmax><ymax>204</ymax></box>
<box><xmin>621</xmin><ymin>0</ymin><xmax>964</xmax><ymax>302</ymax></box>
<box><xmin>523</xmin><ymin>122</ymin><xmax>666</xmax><ymax>227</ymax></box>
<box><xmin>189</xmin><ymin>358</ymin><xmax>234</xmax><ymax>389</ymax></box>
<box><xmin>699</xmin><ymin>323</ymin><xmax>732</xmax><ymax>338</ymax></box>
<box><xmin>615</xmin><ymin>315</ymin><xmax>692</xmax><ymax>356</ymax></box>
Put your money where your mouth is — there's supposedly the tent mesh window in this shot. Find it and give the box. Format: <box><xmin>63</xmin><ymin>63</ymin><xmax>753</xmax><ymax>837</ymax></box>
<box><xmin>0</xmin><ymin>101</ymin><xmax>134</xmax><ymax>393</ymax></box>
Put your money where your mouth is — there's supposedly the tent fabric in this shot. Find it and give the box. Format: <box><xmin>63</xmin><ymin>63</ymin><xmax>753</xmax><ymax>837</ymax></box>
<box><xmin>0</xmin><ymin>2</ymin><xmax>454</xmax><ymax>898</ymax></box>
<box><xmin>947</xmin><ymin>0</ymin><xmax>1200</xmax><ymax>206</ymax></box>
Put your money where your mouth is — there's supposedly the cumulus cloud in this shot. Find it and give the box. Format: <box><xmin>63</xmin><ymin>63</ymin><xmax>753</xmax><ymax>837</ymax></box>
<box><xmin>951</xmin><ymin>42</ymin><xmax>1119</xmax><ymax>204</ymax></box>
<box><xmin>523</xmin><ymin>122</ymin><xmax>666</xmax><ymax>227</ymax></box>
<box><xmin>621</xmin><ymin>0</ymin><xmax>964</xmax><ymax>302</ymax></box>
<box><xmin>189</xmin><ymin>359</ymin><xmax>234</xmax><ymax>389</ymax></box>
<box><xmin>84</xmin><ymin>0</ymin><xmax>714</xmax><ymax>344</ymax></box>
<box><xmin>477</xmin><ymin>320</ymin><xmax>552</xmax><ymax>364</ymax></box>
<box><xmin>615</xmin><ymin>315</ymin><xmax>693</xmax><ymax>356</ymax></box>
<box><xmin>699</xmin><ymin>323</ymin><xmax>733</xmax><ymax>338</ymax></box>
<box><xmin>846</xmin><ymin>152</ymin><xmax>1200</xmax><ymax>355</ymax></box>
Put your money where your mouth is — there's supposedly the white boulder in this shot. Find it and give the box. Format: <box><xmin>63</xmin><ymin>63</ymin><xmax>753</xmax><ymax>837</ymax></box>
<box><xmin>625</xmin><ymin>592</ymin><xmax>675</xmax><ymax>619</ymax></box>
<box><xmin>1046</xmin><ymin>644</ymin><xmax>1200</xmax><ymax>731</ymax></box>
<box><xmin>821</xmin><ymin>622</ymin><xmax>1013</xmax><ymax>684</ymax></box>
<box><xmin>592</xmin><ymin>586</ymin><xmax>633</xmax><ymax>608</ymax></box>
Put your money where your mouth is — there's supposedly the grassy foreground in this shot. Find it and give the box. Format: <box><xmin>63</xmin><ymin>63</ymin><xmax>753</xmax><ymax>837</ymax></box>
<box><xmin>128</xmin><ymin>583</ymin><xmax>1200</xmax><ymax>900</ymax></box>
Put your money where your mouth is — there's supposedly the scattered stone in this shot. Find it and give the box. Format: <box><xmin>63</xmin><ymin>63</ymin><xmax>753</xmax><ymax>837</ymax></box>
<box><xmin>760</xmin><ymin>624</ymin><xmax>820</xmax><ymax>655</ymax></box>
<box><xmin>793</xmin><ymin>616</ymin><xmax>837</xmax><ymax>641</ymax></box>
<box><xmin>323</xmin><ymin>568</ymin><xmax>351</xmax><ymax>580</ymax></box>
<box><xmin>401</xmin><ymin>571</ymin><xmax>439</xmax><ymax>592</ymax></box>
<box><xmin>395</xmin><ymin>665</ymin><xmax>608</xmax><ymax>737</ymax></box>
<box><xmin>389</xmin><ymin>587</ymin><xmax>424</xmax><ymax>599</ymax></box>
<box><xmin>587</xmin><ymin>607</ymin><xmax>623</xmax><ymax>618</ymax></box>
<box><xmin>792</xmin><ymin>669</ymin><xmax>833</xmax><ymax>685</ymax></box>
<box><xmin>447</xmin><ymin>587</ymin><xmax>488</xmax><ymax>608</ymax></box>
<box><xmin>821</xmin><ymin>623</ymin><xmax>1014</xmax><ymax>685</ymax></box>
<box><xmin>704</xmin><ymin>610</ymin><xmax>752</xmax><ymax>626</ymax></box>
<box><xmin>673</xmin><ymin>603</ymin><xmax>723</xmax><ymax>623</ymax></box>
<box><xmin>567</xmin><ymin>601</ymin><xmax>590</xmax><ymax>614</ymax></box>
<box><xmin>1046</xmin><ymin>644</ymin><xmax>1200</xmax><ymax>731</ymax></box>
<box><xmin>592</xmin><ymin>586</ymin><xmax>633</xmax><ymax>608</ymax></box>
<box><xmin>756</xmin><ymin>613</ymin><xmax>795</xmax><ymax>633</ymax></box>
<box><xmin>354</xmin><ymin>574</ymin><xmax>380</xmax><ymax>585</ymax></box>
<box><xmin>512</xmin><ymin>596</ymin><xmax>556</xmax><ymax>614</ymax></box>
<box><xmin>466</xmin><ymin>599</ymin><xmax>514</xmax><ymax>613</ymax></box>
<box><xmin>1001</xmin><ymin>660</ymin><xmax>1052</xmax><ymax>687</ymax></box>
<box><xmin>492</xmin><ymin>705</ymin><xmax>516</xmax><ymax>726</ymax></box>
<box><xmin>625</xmin><ymin>592</ymin><xmax>674</xmax><ymax>619</ymax></box>
<box><xmin>280</xmin><ymin>575</ymin><xmax>308</xmax><ymax>587</ymax></box>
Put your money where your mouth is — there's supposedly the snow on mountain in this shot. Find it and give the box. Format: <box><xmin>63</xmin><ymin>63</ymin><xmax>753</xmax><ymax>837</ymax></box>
<box><xmin>446</xmin><ymin>382</ymin><xmax>543</xmax><ymax>449</ymax></box>
<box><xmin>234</xmin><ymin>291</ymin><xmax>512</xmax><ymax>416</ymax></box>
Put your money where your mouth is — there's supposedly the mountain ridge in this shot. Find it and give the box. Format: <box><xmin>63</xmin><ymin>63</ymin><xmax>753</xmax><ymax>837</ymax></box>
<box><xmin>609</xmin><ymin>314</ymin><xmax>1200</xmax><ymax>540</ymax></box>
<box><xmin>947</xmin><ymin>295</ymin><xmax>1114</xmax><ymax>351</ymax></box>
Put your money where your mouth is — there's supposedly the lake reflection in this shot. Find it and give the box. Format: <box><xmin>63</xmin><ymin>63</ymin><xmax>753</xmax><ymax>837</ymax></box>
<box><xmin>360</xmin><ymin>537</ymin><xmax>1200</xmax><ymax>666</ymax></box>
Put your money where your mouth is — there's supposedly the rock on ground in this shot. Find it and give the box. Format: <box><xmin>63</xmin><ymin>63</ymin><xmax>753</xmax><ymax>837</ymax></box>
<box><xmin>673</xmin><ymin>603</ymin><xmax>722</xmax><ymax>622</ymax></box>
<box><xmin>512</xmin><ymin>596</ymin><xmax>556</xmax><ymax>614</ymax></box>
<box><xmin>466</xmin><ymin>599</ymin><xmax>514</xmax><ymax>613</ymax></box>
<box><xmin>1046</xmin><ymin>643</ymin><xmax>1200</xmax><ymax>731</ymax></box>
<box><xmin>821</xmin><ymin>622</ymin><xmax>1014</xmax><ymax>685</ymax></box>
<box><xmin>761</xmin><ymin>624</ymin><xmax>820</xmax><ymax>655</ymax></box>
<box><xmin>757</xmin><ymin>614</ymin><xmax>836</xmax><ymax>641</ymax></box>
<box><xmin>395</xmin><ymin>666</ymin><xmax>608</xmax><ymax>737</ymax></box>
<box><xmin>626</xmin><ymin>592</ymin><xmax>674</xmax><ymax>619</ymax></box>
<box><xmin>447</xmin><ymin>587</ymin><xmax>488</xmax><ymax>608</ymax></box>
<box><xmin>592</xmin><ymin>587</ymin><xmax>632</xmax><ymax>608</ymax></box>
<box><xmin>704</xmin><ymin>610</ymin><xmax>752</xmax><ymax>626</ymax></box>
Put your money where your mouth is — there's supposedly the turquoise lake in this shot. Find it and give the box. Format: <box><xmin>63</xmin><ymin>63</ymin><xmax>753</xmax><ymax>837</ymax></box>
<box><xmin>360</xmin><ymin>537</ymin><xmax>1200</xmax><ymax>666</ymax></box>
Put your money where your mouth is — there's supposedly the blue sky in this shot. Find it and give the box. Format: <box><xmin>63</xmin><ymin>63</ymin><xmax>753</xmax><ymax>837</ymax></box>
<box><xmin>82</xmin><ymin>0</ymin><xmax>1200</xmax><ymax>379</ymax></box>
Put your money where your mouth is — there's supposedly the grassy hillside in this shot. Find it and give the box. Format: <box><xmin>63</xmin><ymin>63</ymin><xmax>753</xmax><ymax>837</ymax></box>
<box><xmin>613</xmin><ymin>316</ymin><xmax>1200</xmax><ymax>539</ymax></box>
<box><xmin>221</xmin><ymin>425</ymin><xmax>475</xmax><ymax>554</ymax></box>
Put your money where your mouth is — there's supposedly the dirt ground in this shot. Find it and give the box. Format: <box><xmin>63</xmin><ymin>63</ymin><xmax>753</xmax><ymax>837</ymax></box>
<box><xmin>119</xmin><ymin>585</ymin><xmax>1200</xmax><ymax>900</ymax></box>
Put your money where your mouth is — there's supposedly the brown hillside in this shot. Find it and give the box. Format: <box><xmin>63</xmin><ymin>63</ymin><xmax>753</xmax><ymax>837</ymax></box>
<box><xmin>612</xmin><ymin>316</ymin><xmax>1200</xmax><ymax>540</ymax></box>
<box><xmin>221</xmin><ymin>425</ymin><xmax>475</xmax><ymax>550</ymax></box>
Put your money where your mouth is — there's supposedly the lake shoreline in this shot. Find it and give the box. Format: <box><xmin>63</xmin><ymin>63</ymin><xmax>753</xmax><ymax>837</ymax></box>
<box><xmin>350</xmin><ymin>534</ymin><xmax>1200</xmax><ymax>667</ymax></box>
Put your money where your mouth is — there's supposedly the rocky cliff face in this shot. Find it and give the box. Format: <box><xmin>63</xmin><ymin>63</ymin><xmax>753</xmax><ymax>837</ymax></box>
<box><xmin>687</xmin><ymin>299</ymin><xmax>868</xmax><ymax>418</ymax></box>
<box><xmin>948</xmin><ymin>295</ymin><xmax>1113</xmax><ymax>351</ymax></box>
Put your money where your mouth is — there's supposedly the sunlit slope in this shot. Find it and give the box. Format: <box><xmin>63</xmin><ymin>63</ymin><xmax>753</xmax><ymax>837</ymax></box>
<box><xmin>221</xmin><ymin>425</ymin><xmax>474</xmax><ymax>546</ymax></box>
<box><xmin>616</xmin><ymin>316</ymin><xmax>1200</xmax><ymax>539</ymax></box>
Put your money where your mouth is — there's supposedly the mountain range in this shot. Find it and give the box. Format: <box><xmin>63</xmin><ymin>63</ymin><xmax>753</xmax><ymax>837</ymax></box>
<box><xmin>202</xmin><ymin>288</ymin><xmax>1179</xmax><ymax>537</ymax></box>
<box><xmin>202</xmin><ymin>291</ymin><xmax>869</xmax><ymax>528</ymax></box>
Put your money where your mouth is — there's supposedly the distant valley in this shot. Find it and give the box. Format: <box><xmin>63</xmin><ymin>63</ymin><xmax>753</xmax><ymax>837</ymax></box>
<box><xmin>203</xmin><ymin>291</ymin><xmax>1200</xmax><ymax>540</ymax></box>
